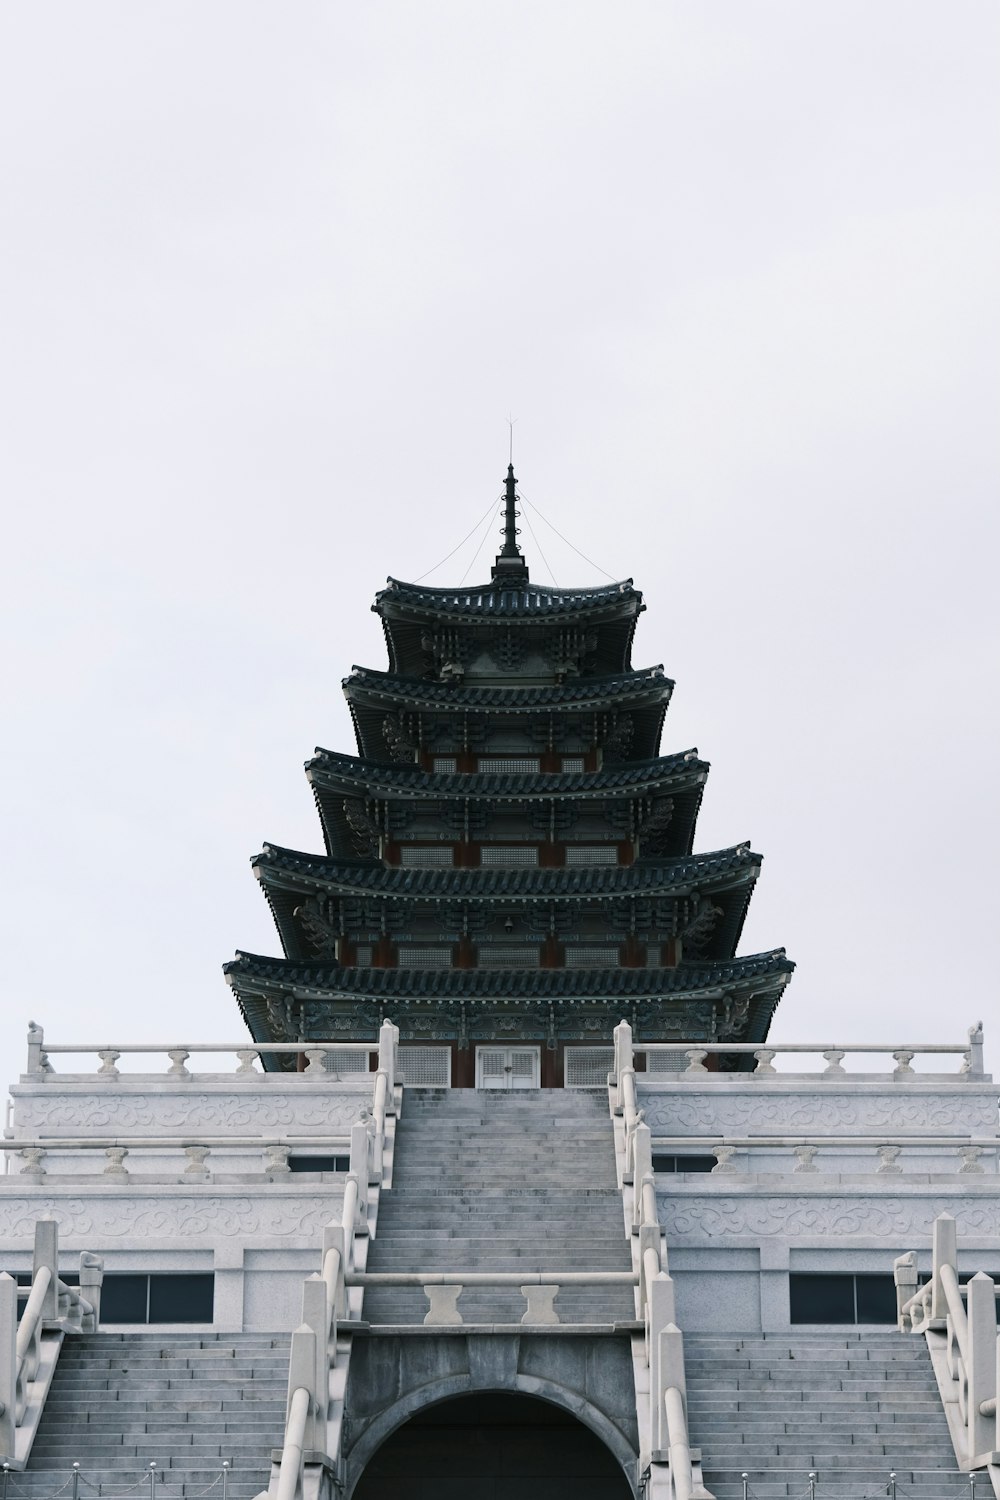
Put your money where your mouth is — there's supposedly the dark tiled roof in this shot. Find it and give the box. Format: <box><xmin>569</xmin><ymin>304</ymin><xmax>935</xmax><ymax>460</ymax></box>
<box><xmin>306</xmin><ymin>748</ymin><xmax>706</xmax><ymax>799</ymax></box>
<box><xmin>343</xmin><ymin>665</ymin><xmax>673</xmax><ymax>710</ymax></box>
<box><xmin>253</xmin><ymin>843</ymin><xmax>759</xmax><ymax>898</ymax></box>
<box><xmin>374</xmin><ymin>576</ymin><xmax>643</xmax><ymax>618</ymax></box>
<box><xmin>225</xmin><ymin>948</ymin><xmax>794</xmax><ymax>999</ymax></box>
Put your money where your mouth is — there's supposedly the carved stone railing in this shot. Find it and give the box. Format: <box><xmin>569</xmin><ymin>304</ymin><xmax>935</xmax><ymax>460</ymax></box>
<box><xmin>894</xmin><ymin>1213</ymin><xmax>1000</xmax><ymax>1486</ymax></box>
<box><xmin>628</xmin><ymin>1025</ymin><xmax>985</xmax><ymax>1080</ymax></box>
<box><xmin>612</xmin><ymin>1021</ymin><xmax>714</xmax><ymax>1500</ymax></box>
<box><xmin>5</xmin><ymin>1135</ymin><xmax>356</xmax><ymax>1181</ymax></box>
<box><xmin>23</xmin><ymin>1024</ymin><xmax>386</xmax><ymax>1079</ymax></box>
<box><xmin>644</xmin><ymin>1134</ymin><xmax>998</xmax><ymax>1176</ymax></box>
<box><xmin>260</xmin><ymin>1021</ymin><xmax>398</xmax><ymax>1500</ymax></box>
<box><xmin>344</xmin><ymin>1269</ymin><xmax>638</xmax><ymax>1327</ymax></box>
<box><xmin>0</xmin><ymin>1219</ymin><xmax>104</xmax><ymax>1466</ymax></box>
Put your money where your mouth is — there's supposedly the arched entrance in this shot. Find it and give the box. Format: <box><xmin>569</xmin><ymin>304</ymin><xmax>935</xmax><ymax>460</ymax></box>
<box><xmin>352</xmin><ymin>1390</ymin><xmax>633</xmax><ymax>1499</ymax></box>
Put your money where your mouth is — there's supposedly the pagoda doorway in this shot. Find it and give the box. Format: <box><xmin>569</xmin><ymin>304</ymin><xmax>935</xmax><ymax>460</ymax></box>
<box><xmin>351</xmin><ymin>1391</ymin><xmax>633</xmax><ymax>1499</ymax></box>
<box><xmin>475</xmin><ymin>1044</ymin><xmax>541</xmax><ymax>1089</ymax></box>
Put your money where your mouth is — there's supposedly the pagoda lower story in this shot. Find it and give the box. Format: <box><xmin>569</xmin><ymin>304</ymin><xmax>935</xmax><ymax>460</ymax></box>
<box><xmin>224</xmin><ymin>466</ymin><xmax>793</xmax><ymax>1082</ymax></box>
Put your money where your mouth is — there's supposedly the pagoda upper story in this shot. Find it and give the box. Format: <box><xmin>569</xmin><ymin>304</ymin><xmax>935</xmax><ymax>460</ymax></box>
<box><xmin>225</xmin><ymin>465</ymin><xmax>793</xmax><ymax>1082</ymax></box>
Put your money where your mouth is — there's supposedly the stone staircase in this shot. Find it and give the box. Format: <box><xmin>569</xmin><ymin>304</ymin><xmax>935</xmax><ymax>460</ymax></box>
<box><xmin>24</xmin><ymin>1333</ymin><xmax>287</xmax><ymax>1499</ymax></box>
<box><xmin>684</xmin><ymin>1332</ymin><xmax>969</xmax><ymax>1499</ymax></box>
<box><xmin>363</xmin><ymin>1087</ymin><xmax>636</xmax><ymax>1326</ymax></box>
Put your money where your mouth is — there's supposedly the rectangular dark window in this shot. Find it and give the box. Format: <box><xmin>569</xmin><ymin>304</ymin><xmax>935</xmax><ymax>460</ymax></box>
<box><xmin>288</xmin><ymin>1154</ymin><xmax>349</xmax><ymax>1173</ymax></box>
<box><xmin>102</xmin><ymin>1273</ymin><xmax>213</xmax><ymax>1324</ymax></box>
<box><xmin>790</xmin><ymin>1273</ymin><xmax>895</xmax><ymax>1325</ymax></box>
<box><xmin>652</xmin><ymin>1154</ymin><xmax>716</xmax><ymax>1174</ymax></box>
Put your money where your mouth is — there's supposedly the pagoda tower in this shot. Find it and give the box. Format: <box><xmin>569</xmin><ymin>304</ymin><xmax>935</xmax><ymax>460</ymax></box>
<box><xmin>225</xmin><ymin>467</ymin><xmax>793</xmax><ymax>1084</ymax></box>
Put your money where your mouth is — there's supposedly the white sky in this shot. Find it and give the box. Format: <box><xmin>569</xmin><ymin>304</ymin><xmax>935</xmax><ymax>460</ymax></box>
<box><xmin>1</xmin><ymin>3</ymin><xmax>998</xmax><ymax>1083</ymax></box>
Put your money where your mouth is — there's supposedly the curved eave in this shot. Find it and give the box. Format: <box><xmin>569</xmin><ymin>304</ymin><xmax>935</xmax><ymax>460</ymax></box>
<box><xmin>343</xmin><ymin>666</ymin><xmax>673</xmax><ymax>764</ymax></box>
<box><xmin>306</xmin><ymin>749</ymin><xmax>707</xmax><ymax>857</ymax></box>
<box><xmin>374</xmin><ymin>575</ymin><xmax>644</xmax><ymax>620</ymax></box>
<box><xmin>225</xmin><ymin>947</ymin><xmax>793</xmax><ymax>1007</ymax></box>
<box><xmin>252</xmin><ymin>842</ymin><xmax>761</xmax><ymax>903</ymax></box>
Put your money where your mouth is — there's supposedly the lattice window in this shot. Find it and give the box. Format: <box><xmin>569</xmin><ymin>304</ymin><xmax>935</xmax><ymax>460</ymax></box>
<box><xmin>478</xmin><ymin>756</ymin><xmax>541</xmax><ymax>774</ymax></box>
<box><xmin>645</xmin><ymin>1050</ymin><xmax>689</xmax><ymax>1075</ymax></box>
<box><xmin>564</xmin><ymin>945</ymin><xmax>619</xmax><ymax>968</ymax></box>
<box><xmin>319</xmin><ymin>1049</ymin><xmax>370</xmax><ymax>1075</ymax></box>
<box><xmin>561</xmin><ymin>757</ymin><xmax>585</xmax><ymax>774</ymax></box>
<box><xmin>397</xmin><ymin>946</ymin><xmax>453</xmax><ymax>969</ymax></box>
<box><xmin>352</xmin><ymin>945</ymin><xmax>373</xmax><ymax>966</ymax></box>
<box><xmin>564</xmin><ymin>1047</ymin><xmax>615</xmax><ymax>1088</ymax></box>
<box><xmin>398</xmin><ymin>1046</ymin><xmax>452</xmax><ymax>1088</ymax></box>
<box><xmin>480</xmin><ymin>846</ymin><xmax>539</xmax><ymax>867</ymax></box>
<box><xmin>432</xmin><ymin>756</ymin><xmax>458</xmax><ymax>773</ymax></box>
<box><xmin>399</xmin><ymin>846</ymin><xmax>454</xmax><ymax>868</ymax></box>
<box><xmin>565</xmin><ymin>845</ymin><xmax>618</xmax><ymax>867</ymax></box>
<box><xmin>477</xmin><ymin>945</ymin><xmax>540</xmax><ymax>968</ymax></box>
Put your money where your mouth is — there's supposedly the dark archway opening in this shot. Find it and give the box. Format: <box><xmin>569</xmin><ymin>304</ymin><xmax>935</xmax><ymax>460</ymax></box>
<box><xmin>353</xmin><ymin>1391</ymin><xmax>633</xmax><ymax>1499</ymax></box>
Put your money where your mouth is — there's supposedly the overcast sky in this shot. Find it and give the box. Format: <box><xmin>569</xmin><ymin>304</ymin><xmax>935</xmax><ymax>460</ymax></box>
<box><xmin>1</xmin><ymin>3</ymin><xmax>998</xmax><ymax>1084</ymax></box>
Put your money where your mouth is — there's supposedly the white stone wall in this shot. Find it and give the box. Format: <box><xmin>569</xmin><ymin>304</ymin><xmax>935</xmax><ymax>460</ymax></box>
<box><xmin>639</xmin><ymin>1075</ymin><xmax>1000</xmax><ymax>1334</ymax></box>
<box><xmin>1</xmin><ymin>1071</ymin><xmax>381</xmax><ymax>1331</ymax></box>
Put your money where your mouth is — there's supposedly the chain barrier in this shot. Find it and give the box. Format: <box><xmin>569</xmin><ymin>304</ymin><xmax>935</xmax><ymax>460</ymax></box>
<box><xmin>721</xmin><ymin>1471</ymin><xmax>982</xmax><ymax>1500</ymax></box>
<box><xmin>0</xmin><ymin>1466</ymin><xmax>237</xmax><ymax>1500</ymax></box>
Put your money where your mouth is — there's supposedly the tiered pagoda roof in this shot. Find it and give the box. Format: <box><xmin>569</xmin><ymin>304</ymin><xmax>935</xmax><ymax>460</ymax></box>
<box><xmin>225</xmin><ymin>463</ymin><xmax>793</xmax><ymax>1071</ymax></box>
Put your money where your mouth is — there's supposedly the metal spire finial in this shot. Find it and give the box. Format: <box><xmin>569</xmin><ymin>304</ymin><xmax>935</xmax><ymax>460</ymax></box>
<box><xmin>492</xmin><ymin>458</ymin><xmax>529</xmax><ymax>584</ymax></box>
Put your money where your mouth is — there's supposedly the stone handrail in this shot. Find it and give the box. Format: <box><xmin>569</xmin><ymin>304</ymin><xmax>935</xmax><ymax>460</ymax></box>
<box><xmin>346</xmin><ymin>1269</ymin><xmax>638</xmax><ymax>1328</ymax></box>
<box><xmin>612</xmin><ymin>1021</ymin><xmax>713</xmax><ymax>1500</ymax></box>
<box><xmin>894</xmin><ymin>1212</ymin><xmax>1000</xmax><ymax>1475</ymax></box>
<box><xmin>6</xmin><ymin>1135</ymin><xmax>357</xmax><ymax>1183</ymax></box>
<box><xmin>643</xmin><ymin>1134</ymin><xmax>998</xmax><ymax>1176</ymax></box>
<box><xmin>257</xmin><ymin>1020</ymin><xmax>398</xmax><ymax>1500</ymax></box>
<box><xmin>624</xmin><ymin>1024</ymin><xmax>984</xmax><ymax>1079</ymax></box>
<box><xmin>24</xmin><ymin>1024</ymin><xmax>384</xmax><ymax>1078</ymax></box>
<box><xmin>0</xmin><ymin>1219</ymin><xmax>104</xmax><ymax>1465</ymax></box>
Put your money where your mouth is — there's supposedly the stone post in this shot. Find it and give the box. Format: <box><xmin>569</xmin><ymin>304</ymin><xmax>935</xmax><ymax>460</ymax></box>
<box><xmin>301</xmin><ymin>1274</ymin><xmax>329</xmax><ymax>1432</ymax></box>
<box><xmin>930</xmin><ymin>1213</ymin><xmax>957</xmax><ymax>1324</ymax></box>
<box><xmin>966</xmin><ymin>1273</ymin><xmax>996</xmax><ymax>1462</ymax></box>
<box><xmin>378</xmin><ymin>1021</ymin><xmax>398</xmax><ymax>1102</ymax></box>
<box><xmin>632</xmin><ymin>1123</ymin><xmax>653</xmax><ymax>1230</ymax></box>
<box><xmin>892</xmin><ymin>1251</ymin><xmax>917</xmax><ymax>1331</ymax></box>
<box><xmin>646</xmin><ymin>1272</ymin><xmax>676</xmax><ymax>1455</ymax></box>
<box><xmin>33</xmin><ymin>1218</ymin><xmax>59</xmax><ymax>1321</ymax></box>
<box><xmin>286</xmin><ymin>1324</ymin><xmax>320</xmax><ymax>1452</ymax></box>
<box><xmin>25</xmin><ymin>1022</ymin><xmax>44</xmax><ymax>1077</ymax></box>
<box><xmin>0</xmin><ymin>1273</ymin><xmax>17</xmax><ymax>1458</ymax></box>
<box><xmin>967</xmin><ymin>1022</ymin><xmax>985</xmax><ymax>1078</ymax></box>
<box><xmin>613</xmin><ymin>1020</ymin><xmax>633</xmax><ymax>1091</ymax></box>
<box><xmin>322</xmin><ymin>1221</ymin><xmax>346</xmax><ymax>1322</ymax></box>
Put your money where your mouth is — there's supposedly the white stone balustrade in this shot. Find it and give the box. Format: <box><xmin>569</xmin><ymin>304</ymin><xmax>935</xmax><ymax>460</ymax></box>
<box><xmin>21</xmin><ymin>1025</ymin><xmax>385</xmax><ymax>1079</ymax></box>
<box><xmin>896</xmin><ymin>1212</ymin><xmax>1000</xmax><ymax>1474</ymax></box>
<box><xmin>0</xmin><ymin>1219</ymin><xmax>103</xmax><ymax>1464</ymax></box>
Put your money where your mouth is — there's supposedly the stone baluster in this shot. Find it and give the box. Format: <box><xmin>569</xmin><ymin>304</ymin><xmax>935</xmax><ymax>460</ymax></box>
<box><xmin>103</xmin><ymin>1146</ymin><xmax>129</xmax><ymax>1177</ymax></box>
<box><xmin>966</xmin><ymin>1021</ymin><xmax>985</xmax><ymax>1077</ymax></box>
<box><xmin>300</xmin><ymin>1273</ymin><xmax>329</xmax><ymax>1425</ymax></box>
<box><xmin>97</xmin><ymin>1050</ymin><xmax>120</xmax><ymax>1078</ymax></box>
<box><xmin>167</xmin><ymin>1050</ymin><xmax>191</xmax><ymax>1079</ymax></box>
<box><xmin>753</xmin><ymin>1049</ymin><xmax>777</xmax><ymax>1075</ymax></box>
<box><xmin>683</xmin><ymin>1049</ymin><xmax>708</xmax><ymax>1075</ymax></box>
<box><xmin>79</xmin><ymin>1251</ymin><xmax>103</xmax><ymax>1331</ymax></box>
<box><xmin>521</xmin><ymin>1285</ymin><xmax>559</xmax><ymax>1325</ymax></box>
<box><xmin>235</xmin><ymin>1049</ymin><xmax>259</xmax><ymax>1075</ymax></box>
<box><xmin>793</xmin><ymin>1144</ymin><xmax>818</xmax><ymax>1173</ymax></box>
<box><xmin>892</xmin><ymin>1250</ymin><xmax>918</xmax><ymax>1330</ymax></box>
<box><xmin>613</xmin><ymin>1019</ymin><xmax>634</xmax><ymax>1090</ymax></box>
<box><xmin>711</xmin><ymin>1145</ymin><xmax>737</xmax><ymax>1175</ymax></box>
<box><xmin>304</xmin><ymin>1048</ymin><xmax>328</xmax><ymax>1076</ymax></box>
<box><xmin>892</xmin><ymin>1050</ymin><xmax>915</xmax><ymax>1076</ymax></box>
<box><xmin>632</xmin><ymin>1123</ymin><xmax>653</xmax><ymax>1229</ymax></box>
<box><xmin>19</xmin><ymin>1147</ymin><xmax>46</xmax><ymax>1178</ymax></box>
<box><xmin>183</xmin><ymin>1145</ymin><xmax>211</xmax><ymax>1177</ymax></box>
<box><xmin>264</xmin><ymin>1144</ymin><xmax>291</xmax><ymax>1176</ymax></box>
<box><xmin>349</xmin><ymin>1121</ymin><xmax>370</xmax><ymax>1227</ymax></box>
<box><xmin>423</xmin><ymin>1286</ymin><xmax>463</xmax><ymax>1325</ymax></box>
<box><xmin>958</xmin><ymin>1146</ymin><xmax>984</xmax><ymax>1174</ymax></box>
<box><xmin>876</xmin><ymin>1144</ymin><xmax>902</xmax><ymax>1174</ymax></box>
<box><xmin>822</xmin><ymin>1050</ymin><xmax>846</xmax><ymax>1076</ymax></box>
